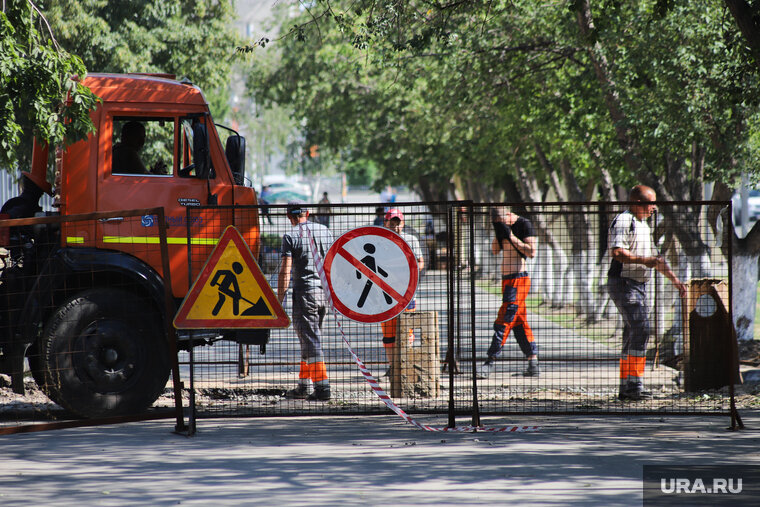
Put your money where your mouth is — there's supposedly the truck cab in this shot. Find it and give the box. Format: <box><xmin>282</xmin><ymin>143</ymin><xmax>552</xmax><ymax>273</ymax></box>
<box><xmin>0</xmin><ymin>73</ymin><xmax>260</xmax><ymax>418</ymax></box>
<box><xmin>52</xmin><ymin>73</ymin><xmax>259</xmax><ymax>295</ymax></box>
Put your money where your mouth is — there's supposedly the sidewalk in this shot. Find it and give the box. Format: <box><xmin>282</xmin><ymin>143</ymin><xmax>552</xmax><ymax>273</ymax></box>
<box><xmin>1</xmin><ymin>410</ymin><xmax>758</xmax><ymax>506</ymax></box>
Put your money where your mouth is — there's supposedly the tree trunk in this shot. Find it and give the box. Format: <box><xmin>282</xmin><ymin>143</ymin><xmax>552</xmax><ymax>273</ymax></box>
<box><xmin>559</xmin><ymin>159</ymin><xmax>597</xmax><ymax>318</ymax></box>
<box><xmin>514</xmin><ymin>160</ymin><xmax>568</xmax><ymax>307</ymax></box>
<box><xmin>575</xmin><ymin>1</ymin><xmax>648</xmax><ymax>180</ymax></box>
<box><xmin>417</xmin><ymin>174</ymin><xmax>451</xmax><ymax>217</ymax></box>
<box><xmin>659</xmin><ymin>154</ymin><xmax>711</xmax><ymax>278</ymax></box>
<box><xmin>553</xmin><ymin>247</ymin><xmax>571</xmax><ymax>308</ymax></box>
<box><xmin>724</xmin><ymin>0</ymin><xmax>760</xmax><ymax>73</ymax></box>
<box><xmin>535</xmin><ymin>243</ymin><xmax>554</xmax><ymax>304</ymax></box>
<box><xmin>733</xmin><ymin>253</ymin><xmax>758</xmax><ymax>341</ymax></box>
<box><xmin>731</xmin><ymin>220</ymin><xmax>760</xmax><ymax>341</ymax></box>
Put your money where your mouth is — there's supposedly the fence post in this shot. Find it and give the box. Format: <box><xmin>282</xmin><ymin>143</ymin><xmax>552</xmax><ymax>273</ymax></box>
<box><xmin>156</xmin><ymin>207</ymin><xmax>187</xmax><ymax>434</ymax></box>
<box><xmin>446</xmin><ymin>203</ymin><xmax>456</xmax><ymax>428</ymax></box>
<box><xmin>726</xmin><ymin>213</ymin><xmax>743</xmax><ymax>430</ymax></box>
<box><xmin>466</xmin><ymin>201</ymin><xmax>480</xmax><ymax>428</ymax></box>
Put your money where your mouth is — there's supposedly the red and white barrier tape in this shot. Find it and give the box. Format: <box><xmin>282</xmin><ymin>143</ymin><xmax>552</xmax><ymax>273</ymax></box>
<box><xmin>300</xmin><ymin>223</ymin><xmax>540</xmax><ymax>433</ymax></box>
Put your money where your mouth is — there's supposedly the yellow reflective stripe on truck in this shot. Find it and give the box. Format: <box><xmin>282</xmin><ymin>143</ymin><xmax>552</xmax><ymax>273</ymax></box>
<box><xmin>66</xmin><ymin>236</ymin><xmax>219</xmax><ymax>245</ymax></box>
<box><xmin>102</xmin><ymin>236</ymin><xmax>219</xmax><ymax>245</ymax></box>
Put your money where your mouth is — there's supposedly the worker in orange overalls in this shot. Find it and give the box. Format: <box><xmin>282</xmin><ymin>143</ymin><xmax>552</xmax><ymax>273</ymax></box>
<box><xmin>477</xmin><ymin>206</ymin><xmax>539</xmax><ymax>379</ymax></box>
<box><xmin>380</xmin><ymin>209</ymin><xmax>424</xmax><ymax>376</ymax></box>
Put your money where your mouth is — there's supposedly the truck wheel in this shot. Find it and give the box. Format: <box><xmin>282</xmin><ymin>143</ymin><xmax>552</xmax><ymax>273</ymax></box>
<box><xmin>42</xmin><ymin>288</ymin><xmax>170</xmax><ymax>418</ymax></box>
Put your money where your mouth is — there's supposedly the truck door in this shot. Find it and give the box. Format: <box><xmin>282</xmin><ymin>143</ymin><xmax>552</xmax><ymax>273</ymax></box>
<box><xmin>97</xmin><ymin>114</ymin><xmax>230</xmax><ymax>296</ymax></box>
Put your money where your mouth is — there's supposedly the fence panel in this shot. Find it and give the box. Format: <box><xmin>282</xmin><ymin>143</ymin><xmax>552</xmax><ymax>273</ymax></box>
<box><xmin>183</xmin><ymin>203</ymin><xmax>451</xmax><ymax>416</ymax></box>
<box><xmin>183</xmin><ymin>200</ymin><xmax>738</xmax><ymax>422</ymax></box>
<box><xmin>462</xmin><ymin>201</ymin><xmax>735</xmax><ymax>416</ymax></box>
<box><xmin>0</xmin><ymin>210</ymin><xmax>182</xmax><ymax>432</ymax></box>
<box><xmin>2</xmin><ymin>200</ymin><xmax>738</xmax><ymax>430</ymax></box>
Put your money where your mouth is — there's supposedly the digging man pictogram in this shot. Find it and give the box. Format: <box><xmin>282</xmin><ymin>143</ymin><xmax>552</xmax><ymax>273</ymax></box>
<box><xmin>210</xmin><ymin>261</ymin><xmax>271</xmax><ymax>316</ymax></box>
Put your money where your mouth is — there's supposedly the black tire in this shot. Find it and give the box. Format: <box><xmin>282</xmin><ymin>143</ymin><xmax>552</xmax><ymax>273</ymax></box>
<box><xmin>42</xmin><ymin>288</ymin><xmax>170</xmax><ymax>418</ymax></box>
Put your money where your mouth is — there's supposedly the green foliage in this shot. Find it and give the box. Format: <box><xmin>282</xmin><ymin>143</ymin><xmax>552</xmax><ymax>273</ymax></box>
<box><xmin>0</xmin><ymin>0</ymin><xmax>99</xmax><ymax>170</ymax></box>
<box><xmin>588</xmin><ymin>1</ymin><xmax>759</xmax><ymax>187</ymax></box>
<box><xmin>40</xmin><ymin>0</ymin><xmax>241</xmax><ymax>119</ymax></box>
<box><xmin>260</xmin><ymin>232</ymin><xmax>281</xmax><ymax>248</ymax></box>
<box><xmin>244</xmin><ymin>0</ymin><xmax>760</xmax><ymax>200</ymax></box>
<box><xmin>344</xmin><ymin>158</ymin><xmax>378</xmax><ymax>186</ymax></box>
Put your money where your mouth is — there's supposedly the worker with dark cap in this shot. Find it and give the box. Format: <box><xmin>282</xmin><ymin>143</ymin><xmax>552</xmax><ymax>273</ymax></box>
<box><xmin>278</xmin><ymin>201</ymin><xmax>335</xmax><ymax>401</ymax></box>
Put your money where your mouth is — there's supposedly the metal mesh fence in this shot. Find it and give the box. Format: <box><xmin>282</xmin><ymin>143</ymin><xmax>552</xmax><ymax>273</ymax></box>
<box><xmin>0</xmin><ymin>210</ymin><xmax>182</xmax><ymax>432</ymax></box>
<box><xmin>183</xmin><ymin>200</ymin><xmax>739</xmax><ymax>421</ymax></box>
<box><xmin>463</xmin><ymin>202</ymin><xmax>735</xmax><ymax>417</ymax></box>
<box><xmin>0</xmin><ymin>200</ymin><xmax>742</xmax><ymax>431</ymax></box>
<box><xmin>183</xmin><ymin>203</ymin><xmax>450</xmax><ymax>416</ymax></box>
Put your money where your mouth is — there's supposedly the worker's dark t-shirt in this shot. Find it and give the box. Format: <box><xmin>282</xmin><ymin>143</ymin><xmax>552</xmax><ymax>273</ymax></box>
<box><xmin>280</xmin><ymin>222</ymin><xmax>334</xmax><ymax>291</ymax></box>
<box><xmin>499</xmin><ymin>216</ymin><xmax>534</xmax><ymax>259</ymax></box>
<box><xmin>512</xmin><ymin>217</ymin><xmax>534</xmax><ymax>242</ymax></box>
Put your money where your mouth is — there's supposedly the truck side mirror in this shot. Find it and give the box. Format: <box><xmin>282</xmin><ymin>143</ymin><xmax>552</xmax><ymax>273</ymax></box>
<box><xmin>225</xmin><ymin>135</ymin><xmax>246</xmax><ymax>185</ymax></box>
<box><xmin>192</xmin><ymin>122</ymin><xmax>211</xmax><ymax>179</ymax></box>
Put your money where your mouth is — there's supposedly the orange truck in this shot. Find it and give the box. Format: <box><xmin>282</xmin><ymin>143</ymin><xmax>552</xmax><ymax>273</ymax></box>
<box><xmin>0</xmin><ymin>73</ymin><xmax>260</xmax><ymax>417</ymax></box>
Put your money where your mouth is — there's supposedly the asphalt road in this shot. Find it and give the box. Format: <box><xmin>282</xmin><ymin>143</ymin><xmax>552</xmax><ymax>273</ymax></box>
<box><xmin>1</xmin><ymin>411</ymin><xmax>758</xmax><ymax>506</ymax></box>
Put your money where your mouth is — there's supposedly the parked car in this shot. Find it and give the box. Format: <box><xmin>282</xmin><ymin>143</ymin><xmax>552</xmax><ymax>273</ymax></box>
<box><xmin>732</xmin><ymin>189</ymin><xmax>760</xmax><ymax>227</ymax></box>
<box><xmin>265</xmin><ymin>181</ymin><xmax>310</xmax><ymax>203</ymax></box>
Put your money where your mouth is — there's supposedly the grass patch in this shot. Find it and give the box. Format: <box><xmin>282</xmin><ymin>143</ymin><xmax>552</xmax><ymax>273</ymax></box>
<box><xmin>476</xmin><ymin>281</ymin><xmax>619</xmax><ymax>345</ymax></box>
<box><xmin>527</xmin><ymin>298</ymin><xmax>620</xmax><ymax>345</ymax></box>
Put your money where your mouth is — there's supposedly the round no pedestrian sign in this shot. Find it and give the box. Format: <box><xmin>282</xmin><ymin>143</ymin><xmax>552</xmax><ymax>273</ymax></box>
<box><xmin>323</xmin><ymin>226</ymin><xmax>419</xmax><ymax>323</ymax></box>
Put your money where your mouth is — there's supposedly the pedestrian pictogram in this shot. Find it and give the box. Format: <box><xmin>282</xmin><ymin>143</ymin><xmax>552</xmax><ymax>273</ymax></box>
<box><xmin>357</xmin><ymin>243</ymin><xmax>392</xmax><ymax>307</ymax></box>
<box><xmin>323</xmin><ymin>226</ymin><xmax>418</xmax><ymax>323</ymax></box>
<box><xmin>174</xmin><ymin>226</ymin><xmax>289</xmax><ymax>329</ymax></box>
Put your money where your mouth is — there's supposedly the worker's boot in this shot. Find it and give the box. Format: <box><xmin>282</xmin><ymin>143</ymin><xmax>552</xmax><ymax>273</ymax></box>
<box><xmin>523</xmin><ymin>358</ymin><xmax>540</xmax><ymax>377</ymax></box>
<box><xmin>285</xmin><ymin>383</ymin><xmax>311</xmax><ymax>399</ymax></box>
<box><xmin>307</xmin><ymin>385</ymin><xmax>331</xmax><ymax>401</ymax></box>
<box><xmin>618</xmin><ymin>382</ymin><xmax>653</xmax><ymax>401</ymax></box>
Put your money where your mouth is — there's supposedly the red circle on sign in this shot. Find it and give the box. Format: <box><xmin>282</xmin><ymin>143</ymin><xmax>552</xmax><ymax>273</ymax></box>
<box><xmin>323</xmin><ymin>226</ymin><xmax>419</xmax><ymax>323</ymax></box>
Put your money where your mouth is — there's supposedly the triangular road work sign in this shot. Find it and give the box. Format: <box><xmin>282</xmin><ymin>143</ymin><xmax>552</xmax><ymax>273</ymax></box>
<box><xmin>174</xmin><ymin>226</ymin><xmax>290</xmax><ymax>329</ymax></box>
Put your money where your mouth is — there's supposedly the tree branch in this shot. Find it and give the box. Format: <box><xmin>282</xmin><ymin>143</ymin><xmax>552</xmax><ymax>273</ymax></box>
<box><xmin>28</xmin><ymin>0</ymin><xmax>61</xmax><ymax>52</ymax></box>
<box><xmin>724</xmin><ymin>0</ymin><xmax>760</xmax><ymax>73</ymax></box>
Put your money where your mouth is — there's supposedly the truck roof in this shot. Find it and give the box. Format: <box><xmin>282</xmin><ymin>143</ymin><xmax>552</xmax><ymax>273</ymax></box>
<box><xmin>83</xmin><ymin>73</ymin><xmax>207</xmax><ymax>106</ymax></box>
